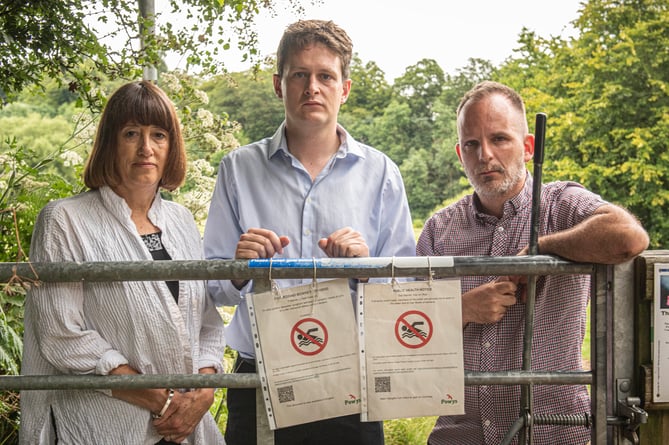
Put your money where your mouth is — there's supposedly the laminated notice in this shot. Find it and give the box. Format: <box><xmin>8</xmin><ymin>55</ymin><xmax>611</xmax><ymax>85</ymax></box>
<box><xmin>248</xmin><ymin>278</ymin><xmax>361</xmax><ymax>429</ymax></box>
<box><xmin>358</xmin><ymin>279</ymin><xmax>465</xmax><ymax>421</ymax></box>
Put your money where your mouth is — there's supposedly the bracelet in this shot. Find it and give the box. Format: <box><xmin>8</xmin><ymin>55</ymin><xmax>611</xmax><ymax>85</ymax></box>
<box><xmin>152</xmin><ymin>389</ymin><xmax>175</xmax><ymax>419</ymax></box>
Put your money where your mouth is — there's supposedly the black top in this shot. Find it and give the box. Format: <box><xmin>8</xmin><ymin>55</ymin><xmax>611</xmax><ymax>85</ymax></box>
<box><xmin>141</xmin><ymin>232</ymin><xmax>179</xmax><ymax>303</ymax></box>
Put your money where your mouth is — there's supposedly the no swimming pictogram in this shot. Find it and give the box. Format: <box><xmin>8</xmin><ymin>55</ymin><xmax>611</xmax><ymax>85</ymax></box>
<box><xmin>290</xmin><ymin>317</ymin><xmax>328</xmax><ymax>356</ymax></box>
<box><xmin>395</xmin><ymin>310</ymin><xmax>433</xmax><ymax>349</ymax></box>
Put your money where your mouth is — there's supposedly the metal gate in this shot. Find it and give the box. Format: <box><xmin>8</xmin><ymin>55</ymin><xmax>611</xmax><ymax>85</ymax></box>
<box><xmin>0</xmin><ymin>255</ymin><xmax>648</xmax><ymax>444</ymax></box>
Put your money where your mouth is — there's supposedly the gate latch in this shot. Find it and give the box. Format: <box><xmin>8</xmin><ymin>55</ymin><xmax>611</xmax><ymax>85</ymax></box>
<box><xmin>617</xmin><ymin>396</ymin><xmax>648</xmax><ymax>445</ymax></box>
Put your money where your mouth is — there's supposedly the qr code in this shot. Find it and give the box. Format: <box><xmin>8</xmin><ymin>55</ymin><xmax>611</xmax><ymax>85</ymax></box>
<box><xmin>277</xmin><ymin>385</ymin><xmax>295</xmax><ymax>403</ymax></box>
<box><xmin>374</xmin><ymin>376</ymin><xmax>391</xmax><ymax>393</ymax></box>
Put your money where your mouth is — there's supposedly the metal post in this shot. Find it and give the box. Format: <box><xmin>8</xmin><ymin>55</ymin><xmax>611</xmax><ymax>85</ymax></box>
<box><xmin>138</xmin><ymin>0</ymin><xmax>157</xmax><ymax>81</ymax></box>
<box><xmin>518</xmin><ymin>112</ymin><xmax>547</xmax><ymax>444</ymax></box>
<box><xmin>592</xmin><ymin>264</ymin><xmax>610</xmax><ymax>443</ymax></box>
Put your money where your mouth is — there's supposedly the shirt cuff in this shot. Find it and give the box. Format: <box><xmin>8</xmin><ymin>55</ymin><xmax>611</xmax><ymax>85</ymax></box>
<box><xmin>199</xmin><ymin>355</ymin><xmax>225</xmax><ymax>374</ymax></box>
<box><xmin>208</xmin><ymin>279</ymin><xmax>248</xmax><ymax>306</ymax></box>
<box><xmin>96</xmin><ymin>349</ymin><xmax>129</xmax><ymax>375</ymax></box>
<box><xmin>96</xmin><ymin>350</ymin><xmax>129</xmax><ymax>397</ymax></box>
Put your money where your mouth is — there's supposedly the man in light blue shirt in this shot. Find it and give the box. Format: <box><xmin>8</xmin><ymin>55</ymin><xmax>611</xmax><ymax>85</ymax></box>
<box><xmin>203</xmin><ymin>19</ymin><xmax>415</xmax><ymax>445</ymax></box>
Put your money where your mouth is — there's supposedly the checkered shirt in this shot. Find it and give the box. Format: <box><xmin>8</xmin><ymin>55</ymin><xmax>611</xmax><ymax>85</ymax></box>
<box><xmin>417</xmin><ymin>176</ymin><xmax>605</xmax><ymax>445</ymax></box>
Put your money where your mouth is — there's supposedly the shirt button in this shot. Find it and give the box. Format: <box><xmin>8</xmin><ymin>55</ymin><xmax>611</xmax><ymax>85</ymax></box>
<box><xmin>304</xmin><ymin>229</ymin><xmax>311</xmax><ymax>236</ymax></box>
<box><xmin>497</xmin><ymin>226</ymin><xmax>504</xmax><ymax>233</ymax></box>
<box><xmin>484</xmin><ymin>419</ymin><xmax>491</xmax><ymax>427</ymax></box>
<box><xmin>483</xmin><ymin>342</ymin><xmax>491</xmax><ymax>348</ymax></box>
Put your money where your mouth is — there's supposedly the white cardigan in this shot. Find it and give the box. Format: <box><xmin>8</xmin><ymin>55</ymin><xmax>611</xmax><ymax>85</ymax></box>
<box><xmin>20</xmin><ymin>187</ymin><xmax>225</xmax><ymax>445</ymax></box>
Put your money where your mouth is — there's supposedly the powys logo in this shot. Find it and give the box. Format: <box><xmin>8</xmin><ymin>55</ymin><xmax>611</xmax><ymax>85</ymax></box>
<box><xmin>344</xmin><ymin>394</ymin><xmax>361</xmax><ymax>405</ymax></box>
<box><xmin>441</xmin><ymin>394</ymin><xmax>459</xmax><ymax>405</ymax></box>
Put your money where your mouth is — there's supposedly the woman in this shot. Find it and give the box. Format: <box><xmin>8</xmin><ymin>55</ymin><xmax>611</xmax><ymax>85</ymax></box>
<box><xmin>20</xmin><ymin>81</ymin><xmax>226</xmax><ymax>444</ymax></box>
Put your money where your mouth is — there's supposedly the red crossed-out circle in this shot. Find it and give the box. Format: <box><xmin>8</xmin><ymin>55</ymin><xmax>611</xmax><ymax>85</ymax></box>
<box><xmin>395</xmin><ymin>310</ymin><xmax>433</xmax><ymax>349</ymax></box>
<box><xmin>290</xmin><ymin>317</ymin><xmax>328</xmax><ymax>356</ymax></box>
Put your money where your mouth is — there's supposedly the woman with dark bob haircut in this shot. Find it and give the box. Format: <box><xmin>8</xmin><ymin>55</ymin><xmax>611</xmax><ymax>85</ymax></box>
<box><xmin>84</xmin><ymin>81</ymin><xmax>187</xmax><ymax>191</ymax></box>
<box><xmin>20</xmin><ymin>81</ymin><xmax>226</xmax><ymax>445</ymax></box>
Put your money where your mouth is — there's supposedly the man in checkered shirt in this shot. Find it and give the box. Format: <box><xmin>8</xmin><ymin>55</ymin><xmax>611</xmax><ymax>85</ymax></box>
<box><xmin>417</xmin><ymin>81</ymin><xmax>649</xmax><ymax>444</ymax></box>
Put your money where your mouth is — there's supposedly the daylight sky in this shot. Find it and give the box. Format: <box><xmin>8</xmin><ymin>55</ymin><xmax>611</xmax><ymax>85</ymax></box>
<box><xmin>163</xmin><ymin>0</ymin><xmax>585</xmax><ymax>80</ymax></box>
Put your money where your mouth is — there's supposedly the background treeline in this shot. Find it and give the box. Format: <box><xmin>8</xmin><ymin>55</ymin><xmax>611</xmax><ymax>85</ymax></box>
<box><xmin>1</xmin><ymin>0</ymin><xmax>668</xmax><ymax>442</ymax></box>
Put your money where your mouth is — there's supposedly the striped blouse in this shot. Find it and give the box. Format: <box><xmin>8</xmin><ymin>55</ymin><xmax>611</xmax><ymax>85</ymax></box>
<box><xmin>20</xmin><ymin>186</ymin><xmax>225</xmax><ymax>445</ymax></box>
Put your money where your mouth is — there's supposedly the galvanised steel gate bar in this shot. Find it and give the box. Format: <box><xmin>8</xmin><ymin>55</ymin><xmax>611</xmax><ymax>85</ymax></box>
<box><xmin>0</xmin><ymin>256</ymin><xmax>607</xmax><ymax>444</ymax></box>
<box><xmin>0</xmin><ymin>255</ymin><xmax>591</xmax><ymax>283</ymax></box>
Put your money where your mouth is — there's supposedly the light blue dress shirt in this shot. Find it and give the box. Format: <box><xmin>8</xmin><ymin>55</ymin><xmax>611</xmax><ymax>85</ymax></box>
<box><xmin>204</xmin><ymin>122</ymin><xmax>416</xmax><ymax>357</ymax></box>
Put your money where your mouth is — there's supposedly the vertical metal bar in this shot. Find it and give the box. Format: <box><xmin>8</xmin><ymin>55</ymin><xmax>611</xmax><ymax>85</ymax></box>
<box><xmin>606</xmin><ymin>265</ymin><xmax>616</xmax><ymax>441</ymax></box>
<box><xmin>519</xmin><ymin>113</ymin><xmax>547</xmax><ymax>444</ymax></box>
<box><xmin>253</xmin><ymin>277</ymin><xmax>275</xmax><ymax>445</ymax></box>
<box><xmin>592</xmin><ymin>264</ymin><xmax>609</xmax><ymax>443</ymax></box>
<box><xmin>528</xmin><ymin>113</ymin><xmax>547</xmax><ymax>256</ymax></box>
<box><xmin>612</xmin><ymin>261</ymin><xmax>637</xmax><ymax>444</ymax></box>
<box><xmin>138</xmin><ymin>0</ymin><xmax>158</xmax><ymax>81</ymax></box>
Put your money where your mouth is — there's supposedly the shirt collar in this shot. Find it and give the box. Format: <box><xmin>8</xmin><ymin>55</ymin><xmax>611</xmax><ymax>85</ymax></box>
<box><xmin>267</xmin><ymin>121</ymin><xmax>365</xmax><ymax>160</ymax></box>
<box><xmin>99</xmin><ymin>185</ymin><xmax>163</xmax><ymax>228</ymax></box>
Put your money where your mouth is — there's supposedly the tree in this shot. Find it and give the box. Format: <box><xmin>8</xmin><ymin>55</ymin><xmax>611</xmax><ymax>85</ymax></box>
<box><xmin>364</xmin><ymin>100</ymin><xmax>419</xmax><ymax>166</ymax></box>
<box><xmin>338</xmin><ymin>55</ymin><xmax>394</xmax><ymax>146</ymax></box>
<box><xmin>393</xmin><ymin>58</ymin><xmax>445</xmax><ymax>121</ymax></box>
<box><xmin>345</xmin><ymin>55</ymin><xmax>393</xmax><ymax>117</ymax></box>
<box><xmin>498</xmin><ymin>0</ymin><xmax>669</xmax><ymax>247</ymax></box>
<box><xmin>203</xmin><ymin>66</ymin><xmax>285</xmax><ymax>145</ymax></box>
<box><xmin>0</xmin><ymin>0</ymin><xmax>310</xmax><ymax>106</ymax></box>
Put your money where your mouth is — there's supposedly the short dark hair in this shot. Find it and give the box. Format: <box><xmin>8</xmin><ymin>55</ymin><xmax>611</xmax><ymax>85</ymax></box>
<box><xmin>83</xmin><ymin>81</ymin><xmax>186</xmax><ymax>191</ymax></box>
<box><xmin>276</xmin><ymin>19</ymin><xmax>353</xmax><ymax>80</ymax></box>
<box><xmin>457</xmin><ymin>81</ymin><xmax>526</xmax><ymax>119</ymax></box>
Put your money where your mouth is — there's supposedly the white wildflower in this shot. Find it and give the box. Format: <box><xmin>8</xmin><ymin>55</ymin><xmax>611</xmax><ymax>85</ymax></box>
<box><xmin>0</xmin><ymin>154</ymin><xmax>16</xmax><ymax>170</ymax></box>
<box><xmin>160</xmin><ymin>73</ymin><xmax>182</xmax><ymax>93</ymax></box>
<box><xmin>196</xmin><ymin>109</ymin><xmax>214</xmax><ymax>128</ymax></box>
<box><xmin>13</xmin><ymin>202</ymin><xmax>30</xmax><ymax>212</ymax></box>
<box><xmin>60</xmin><ymin>150</ymin><xmax>84</xmax><ymax>167</ymax></box>
<box><xmin>220</xmin><ymin>133</ymin><xmax>240</xmax><ymax>150</ymax></box>
<box><xmin>203</xmin><ymin>133</ymin><xmax>222</xmax><ymax>151</ymax></box>
<box><xmin>194</xmin><ymin>89</ymin><xmax>209</xmax><ymax>105</ymax></box>
<box><xmin>22</xmin><ymin>178</ymin><xmax>49</xmax><ymax>190</ymax></box>
<box><xmin>190</xmin><ymin>158</ymin><xmax>215</xmax><ymax>176</ymax></box>
<box><xmin>219</xmin><ymin>310</ymin><xmax>233</xmax><ymax>325</ymax></box>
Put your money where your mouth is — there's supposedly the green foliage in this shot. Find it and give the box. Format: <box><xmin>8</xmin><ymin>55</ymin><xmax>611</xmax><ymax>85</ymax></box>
<box><xmin>497</xmin><ymin>0</ymin><xmax>669</xmax><ymax>247</ymax></box>
<box><xmin>384</xmin><ymin>416</ymin><xmax>437</xmax><ymax>445</ymax></box>
<box><xmin>0</xmin><ymin>135</ymin><xmax>84</xmax><ymax>444</ymax></box>
<box><xmin>0</xmin><ymin>1</ymin><xmax>106</xmax><ymax>104</ymax></box>
<box><xmin>345</xmin><ymin>55</ymin><xmax>393</xmax><ymax>117</ymax></box>
<box><xmin>202</xmin><ymin>66</ymin><xmax>284</xmax><ymax>145</ymax></box>
<box><xmin>0</xmin><ymin>0</ymin><xmax>310</xmax><ymax>107</ymax></box>
<box><xmin>393</xmin><ymin>59</ymin><xmax>445</xmax><ymax>121</ymax></box>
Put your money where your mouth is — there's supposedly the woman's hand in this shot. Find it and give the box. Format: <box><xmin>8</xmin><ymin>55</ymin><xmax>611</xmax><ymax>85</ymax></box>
<box><xmin>152</xmin><ymin>388</ymin><xmax>215</xmax><ymax>443</ymax></box>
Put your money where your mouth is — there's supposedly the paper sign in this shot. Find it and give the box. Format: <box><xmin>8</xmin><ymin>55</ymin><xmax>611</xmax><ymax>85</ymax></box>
<box><xmin>248</xmin><ymin>279</ymin><xmax>361</xmax><ymax>429</ymax></box>
<box><xmin>358</xmin><ymin>279</ymin><xmax>465</xmax><ymax>421</ymax></box>
<box><xmin>653</xmin><ymin>264</ymin><xmax>669</xmax><ymax>402</ymax></box>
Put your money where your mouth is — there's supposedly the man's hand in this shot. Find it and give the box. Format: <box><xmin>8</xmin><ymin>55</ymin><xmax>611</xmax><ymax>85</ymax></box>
<box><xmin>318</xmin><ymin>227</ymin><xmax>369</xmax><ymax>258</ymax></box>
<box><xmin>232</xmin><ymin>228</ymin><xmax>290</xmax><ymax>289</ymax></box>
<box><xmin>462</xmin><ymin>278</ymin><xmax>518</xmax><ymax>327</ymax></box>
